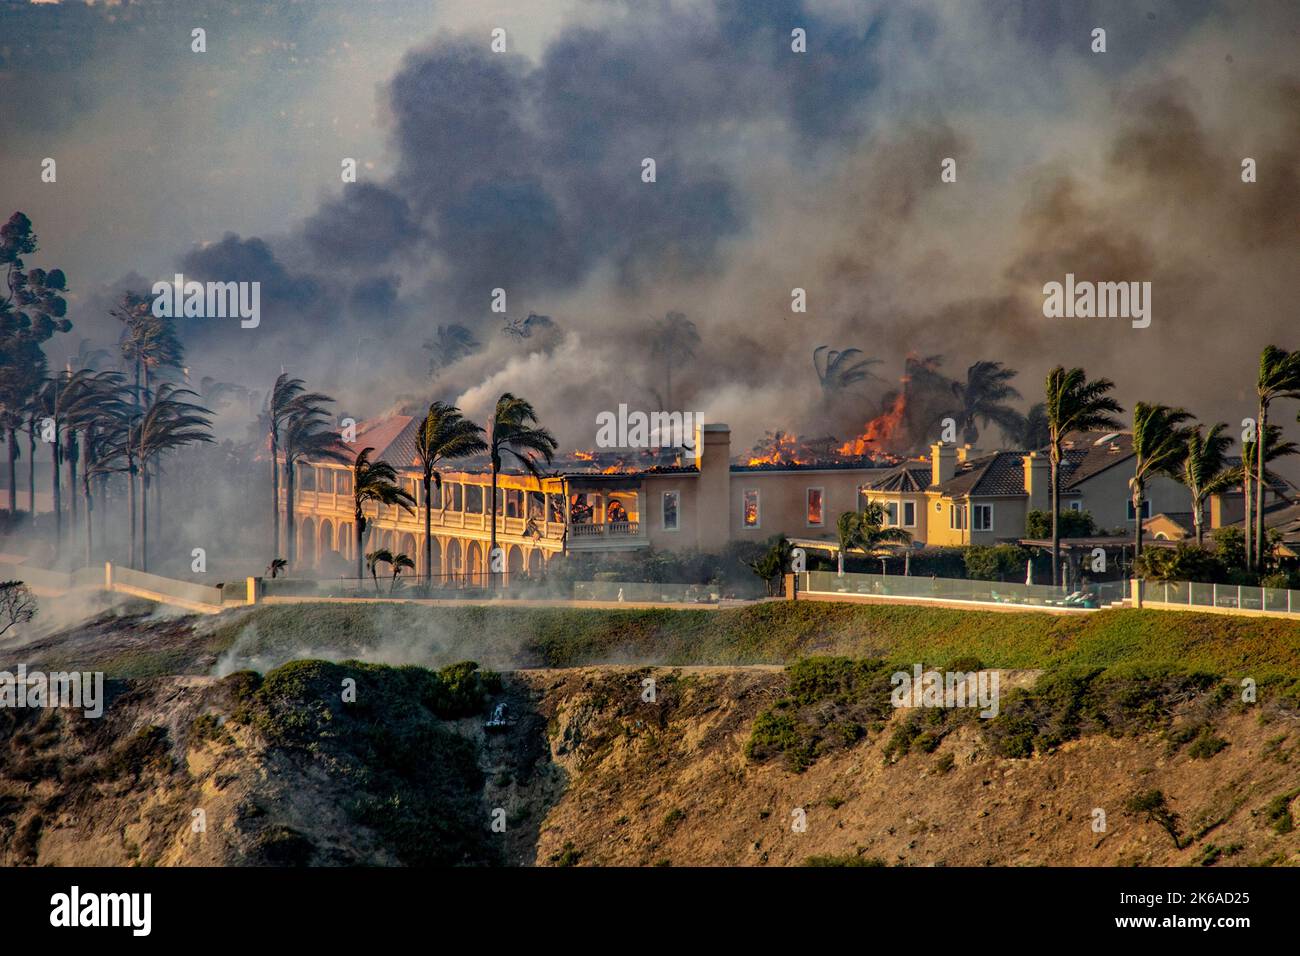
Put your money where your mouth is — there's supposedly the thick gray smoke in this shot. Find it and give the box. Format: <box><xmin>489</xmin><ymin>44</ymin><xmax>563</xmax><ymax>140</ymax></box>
<box><xmin>5</xmin><ymin>0</ymin><xmax>1300</xmax><ymax>455</ymax></box>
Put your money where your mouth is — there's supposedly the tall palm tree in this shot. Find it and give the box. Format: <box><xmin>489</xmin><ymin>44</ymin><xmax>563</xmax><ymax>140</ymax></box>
<box><xmin>1014</xmin><ymin>401</ymin><xmax>1051</xmax><ymax>450</ymax></box>
<box><xmin>414</xmin><ymin>402</ymin><xmax>487</xmax><ymax>587</ymax></box>
<box><xmin>1044</xmin><ymin>367</ymin><xmax>1123</xmax><ymax>587</ymax></box>
<box><xmin>948</xmin><ymin>360</ymin><xmax>1023</xmax><ymax>446</ymax></box>
<box><xmin>835</xmin><ymin>503</ymin><xmax>911</xmax><ymax>575</ymax></box>
<box><xmin>1180</xmin><ymin>422</ymin><xmax>1235</xmax><ymax>547</ymax></box>
<box><xmin>351</xmin><ymin>447</ymin><xmax>415</xmax><ymax>581</ymax></box>
<box><xmin>1250</xmin><ymin>346</ymin><xmax>1300</xmax><ymax>569</ymax></box>
<box><xmin>266</xmin><ymin>373</ymin><xmax>305</xmax><ymax>560</ymax></box>
<box><xmin>813</xmin><ymin>346</ymin><xmax>883</xmax><ymax>403</ymax></box>
<box><xmin>649</xmin><ymin>311</ymin><xmax>699</xmax><ymax>410</ymax></box>
<box><xmin>1130</xmin><ymin>402</ymin><xmax>1194</xmax><ymax>559</ymax></box>
<box><xmin>129</xmin><ymin>383</ymin><xmax>214</xmax><ymax>571</ymax></box>
<box><xmin>486</xmin><ymin>394</ymin><xmax>557</xmax><ymax>587</ymax></box>
<box><xmin>1242</xmin><ymin>423</ymin><xmax>1300</xmax><ymax>568</ymax></box>
<box><xmin>281</xmin><ymin>395</ymin><xmax>347</xmax><ymax>568</ymax></box>
<box><xmin>114</xmin><ymin>292</ymin><xmax>183</xmax><ymax>409</ymax></box>
<box><xmin>79</xmin><ymin>389</ymin><xmax>130</xmax><ymax>565</ymax></box>
<box><xmin>61</xmin><ymin>369</ymin><xmax>128</xmax><ymax>559</ymax></box>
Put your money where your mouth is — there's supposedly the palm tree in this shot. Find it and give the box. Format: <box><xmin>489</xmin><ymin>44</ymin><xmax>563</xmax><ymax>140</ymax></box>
<box><xmin>266</xmin><ymin>373</ymin><xmax>307</xmax><ymax>562</ymax></box>
<box><xmin>423</xmin><ymin>324</ymin><xmax>480</xmax><ymax>376</ymax></box>
<box><xmin>1044</xmin><ymin>367</ymin><xmax>1123</xmax><ymax>587</ymax></box>
<box><xmin>813</xmin><ymin>346</ymin><xmax>882</xmax><ymax>403</ymax></box>
<box><xmin>1180</xmin><ymin>422</ymin><xmax>1235</xmax><ymax>547</ymax></box>
<box><xmin>365</xmin><ymin>548</ymin><xmax>393</xmax><ymax>593</ymax></box>
<box><xmin>351</xmin><ymin>447</ymin><xmax>415</xmax><ymax>581</ymax></box>
<box><xmin>1242</xmin><ymin>423</ymin><xmax>1300</xmax><ymax>569</ymax></box>
<box><xmin>649</xmin><ymin>311</ymin><xmax>699</xmax><ymax>410</ymax></box>
<box><xmin>835</xmin><ymin>511</ymin><xmax>861</xmax><ymax>577</ymax></box>
<box><xmin>1014</xmin><ymin>402</ymin><xmax>1051</xmax><ymax>450</ymax></box>
<box><xmin>1130</xmin><ymin>402</ymin><xmax>1194</xmax><ymax>559</ymax></box>
<box><xmin>414</xmin><ymin>402</ymin><xmax>487</xmax><ymax>587</ymax></box>
<box><xmin>63</xmin><ymin>370</ymin><xmax>129</xmax><ymax>561</ymax></box>
<box><xmin>80</xmin><ymin>394</ymin><xmax>130</xmax><ymax>566</ymax></box>
<box><xmin>948</xmin><ymin>361</ymin><xmax>1023</xmax><ymax>446</ymax></box>
<box><xmin>836</xmin><ymin>503</ymin><xmax>911</xmax><ymax>575</ymax></box>
<box><xmin>388</xmin><ymin>553</ymin><xmax>415</xmax><ymax>592</ymax></box>
<box><xmin>486</xmin><ymin>394</ymin><xmax>557</xmax><ymax>588</ymax></box>
<box><xmin>282</xmin><ymin>396</ymin><xmax>347</xmax><ymax>568</ymax></box>
<box><xmin>1250</xmin><ymin>346</ymin><xmax>1300</xmax><ymax>569</ymax></box>
<box><xmin>114</xmin><ymin>292</ymin><xmax>183</xmax><ymax>408</ymax></box>
<box><xmin>129</xmin><ymin>383</ymin><xmax>214</xmax><ymax>570</ymax></box>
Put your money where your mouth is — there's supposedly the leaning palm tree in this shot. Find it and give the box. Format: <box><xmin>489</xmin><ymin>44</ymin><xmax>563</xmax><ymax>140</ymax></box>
<box><xmin>486</xmin><ymin>394</ymin><xmax>557</xmax><ymax>588</ymax></box>
<box><xmin>1013</xmin><ymin>401</ymin><xmax>1051</xmax><ymax>450</ymax></box>
<box><xmin>66</xmin><ymin>371</ymin><xmax>130</xmax><ymax>563</ymax></box>
<box><xmin>1129</xmin><ymin>402</ymin><xmax>1194</xmax><ymax>559</ymax></box>
<box><xmin>388</xmin><ymin>553</ymin><xmax>415</xmax><ymax>592</ymax></box>
<box><xmin>948</xmin><ymin>360</ymin><xmax>1023</xmax><ymax>446</ymax></box>
<box><xmin>414</xmin><ymin>402</ymin><xmax>487</xmax><ymax>586</ymax></box>
<box><xmin>1044</xmin><ymin>367</ymin><xmax>1123</xmax><ymax>587</ymax></box>
<box><xmin>813</xmin><ymin>346</ymin><xmax>883</xmax><ymax>403</ymax></box>
<box><xmin>282</xmin><ymin>397</ymin><xmax>347</xmax><ymax>568</ymax></box>
<box><xmin>1249</xmin><ymin>346</ymin><xmax>1300</xmax><ymax>569</ymax></box>
<box><xmin>129</xmin><ymin>383</ymin><xmax>214</xmax><ymax>571</ymax></box>
<box><xmin>365</xmin><ymin>548</ymin><xmax>393</xmax><ymax>593</ymax></box>
<box><xmin>351</xmin><ymin>447</ymin><xmax>415</xmax><ymax>582</ymax></box>
<box><xmin>1180</xmin><ymin>422</ymin><xmax>1235</xmax><ymax>547</ymax></box>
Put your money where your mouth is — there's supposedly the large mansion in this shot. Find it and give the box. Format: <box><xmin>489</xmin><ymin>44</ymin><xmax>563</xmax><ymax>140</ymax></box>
<box><xmin>284</xmin><ymin>418</ymin><xmax>1287</xmax><ymax>584</ymax></box>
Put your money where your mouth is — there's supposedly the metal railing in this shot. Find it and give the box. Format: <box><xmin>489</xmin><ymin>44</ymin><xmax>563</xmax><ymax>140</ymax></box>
<box><xmin>800</xmin><ymin>570</ymin><xmax>1127</xmax><ymax>609</ymax></box>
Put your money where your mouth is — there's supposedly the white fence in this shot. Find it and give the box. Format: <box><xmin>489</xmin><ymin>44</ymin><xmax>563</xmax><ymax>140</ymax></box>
<box><xmin>1140</xmin><ymin>580</ymin><xmax>1300</xmax><ymax>615</ymax></box>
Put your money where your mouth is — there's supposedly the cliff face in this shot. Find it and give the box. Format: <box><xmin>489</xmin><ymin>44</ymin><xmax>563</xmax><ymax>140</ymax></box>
<box><xmin>2</xmin><ymin>663</ymin><xmax>1297</xmax><ymax>867</ymax></box>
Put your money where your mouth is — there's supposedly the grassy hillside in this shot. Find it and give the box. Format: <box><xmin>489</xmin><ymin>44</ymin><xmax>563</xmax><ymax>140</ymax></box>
<box><xmin>198</xmin><ymin>600</ymin><xmax>1300</xmax><ymax>689</ymax></box>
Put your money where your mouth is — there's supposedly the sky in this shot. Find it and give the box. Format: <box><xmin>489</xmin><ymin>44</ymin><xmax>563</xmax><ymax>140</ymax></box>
<box><xmin>2</xmin><ymin>0</ymin><xmax>1299</xmax><ymax>454</ymax></box>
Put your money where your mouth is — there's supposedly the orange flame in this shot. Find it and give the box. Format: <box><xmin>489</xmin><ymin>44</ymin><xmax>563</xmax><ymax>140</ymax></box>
<box><xmin>838</xmin><ymin>390</ymin><xmax>908</xmax><ymax>456</ymax></box>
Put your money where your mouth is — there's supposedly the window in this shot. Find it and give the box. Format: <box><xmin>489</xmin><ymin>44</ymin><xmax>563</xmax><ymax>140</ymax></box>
<box><xmin>973</xmin><ymin>503</ymin><xmax>993</xmax><ymax>532</ymax></box>
<box><xmin>464</xmin><ymin>485</ymin><xmax>483</xmax><ymax>514</ymax></box>
<box><xmin>743</xmin><ymin>489</ymin><xmax>760</xmax><ymax>528</ymax></box>
<box><xmin>884</xmin><ymin>501</ymin><xmax>899</xmax><ymax>526</ymax></box>
<box><xmin>902</xmin><ymin>501</ymin><xmax>916</xmax><ymax>528</ymax></box>
<box><xmin>950</xmin><ymin>504</ymin><xmax>967</xmax><ymax>530</ymax></box>
<box><xmin>806</xmin><ymin>488</ymin><xmax>824</xmax><ymax>527</ymax></box>
<box><xmin>1068</xmin><ymin>500</ymin><xmax>1083</xmax><ymax>513</ymax></box>
<box><xmin>662</xmin><ymin>491</ymin><xmax>679</xmax><ymax>531</ymax></box>
<box><xmin>1127</xmin><ymin>499</ymin><xmax>1152</xmax><ymax>520</ymax></box>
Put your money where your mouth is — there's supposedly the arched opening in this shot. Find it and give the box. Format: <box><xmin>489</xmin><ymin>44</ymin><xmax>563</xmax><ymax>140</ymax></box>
<box><xmin>338</xmin><ymin>523</ymin><xmax>353</xmax><ymax>561</ymax></box>
<box><xmin>427</xmin><ymin>536</ymin><xmax>443</xmax><ymax>585</ymax></box>
<box><xmin>298</xmin><ymin>517</ymin><xmax>316</xmax><ymax>569</ymax></box>
<box><xmin>507</xmin><ymin>544</ymin><xmax>525</xmax><ymax>585</ymax></box>
<box><xmin>527</xmin><ymin>548</ymin><xmax>543</xmax><ymax>577</ymax></box>
<box><xmin>466</xmin><ymin>541</ymin><xmax>483</xmax><ymax>588</ymax></box>
<box><xmin>445</xmin><ymin>539</ymin><xmax>462</xmax><ymax>588</ymax></box>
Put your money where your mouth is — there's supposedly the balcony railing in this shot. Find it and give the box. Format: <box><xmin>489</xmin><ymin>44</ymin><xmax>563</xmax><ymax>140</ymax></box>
<box><xmin>571</xmin><ymin>520</ymin><xmax>641</xmax><ymax>538</ymax></box>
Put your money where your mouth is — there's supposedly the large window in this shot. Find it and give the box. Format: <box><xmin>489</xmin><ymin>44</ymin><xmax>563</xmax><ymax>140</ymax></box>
<box><xmin>743</xmin><ymin>489</ymin><xmax>760</xmax><ymax>528</ymax></box>
<box><xmin>884</xmin><ymin>501</ymin><xmax>899</xmax><ymax>526</ymax></box>
<box><xmin>662</xmin><ymin>490</ymin><xmax>679</xmax><ymax>531</ymax></box>
<box><xmin>1127</xmin><ymin>499</ymin><xmax>1152</xmax><ymax>520</ymax></box>
<box><xmin>950</xmin><ymin>504</ymin><xmax>967</xmax><ymax>530</ymax></box>
<box><xmin>806</xmin><ymin>488</ymin><xmax>824</xmax><ymax>526</ymax></box>
<box><xmin>903</xmin><ymin>501</ymin><xmax>916</xmax><ymax>527</ymax></box>
<box><xmin>973</xmin><ymin>503</ymin><xmax>994</xmax><ymax>532</ymax></box>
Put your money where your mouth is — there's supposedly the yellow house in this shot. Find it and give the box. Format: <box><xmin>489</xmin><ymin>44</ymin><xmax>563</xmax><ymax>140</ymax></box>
<box><xmin>860</xmin><ymin>432</ymin><xmax>1198</xmax><ymax>547</ymax></box>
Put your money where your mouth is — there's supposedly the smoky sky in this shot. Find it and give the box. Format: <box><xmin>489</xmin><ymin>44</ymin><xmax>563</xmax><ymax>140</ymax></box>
<box><xmin>2</xmin><ymin>0</ymin><xmax>1299</xmax><ymax>457</ymax></box>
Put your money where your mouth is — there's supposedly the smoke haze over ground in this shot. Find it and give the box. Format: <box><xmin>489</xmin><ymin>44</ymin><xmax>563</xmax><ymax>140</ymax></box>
<box><xmin>2</xmin><ymin>0</ymin><xmax>1299</xmax><ymax>454</ymax></box>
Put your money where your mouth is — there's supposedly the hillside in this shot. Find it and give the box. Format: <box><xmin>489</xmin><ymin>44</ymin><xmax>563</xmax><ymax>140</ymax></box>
<box><xmin>2</xmin><ymin>648</ymin><xmax>1297</xmax><ymax>866</ymax></box>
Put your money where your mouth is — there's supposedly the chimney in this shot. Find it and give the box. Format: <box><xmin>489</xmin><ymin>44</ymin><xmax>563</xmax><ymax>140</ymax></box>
<box><xmin>1022</xmin><ymin>452</ymin><xmax>1050</xmax><ymax>512</ymax></box>
<box><xmin>697</xmin><ymin>423</ymin><xmax>732</xmax><ymax>551</ymax></box>
<box><xmin>931</xmin><ymin>443</ymin><xmax>956</xmax><ymax>486</ymax></box>
<box><xmin>956</xmin><ymin>443</ymin><xmax>976</xmax><ymax>464</ymax></box>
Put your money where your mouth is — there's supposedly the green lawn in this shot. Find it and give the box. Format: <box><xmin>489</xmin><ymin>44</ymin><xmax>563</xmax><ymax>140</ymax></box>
<box><xmin>206</xmin><ymin>600</ymin><xmax>1300</xmax><ymax>686</ymax></box>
